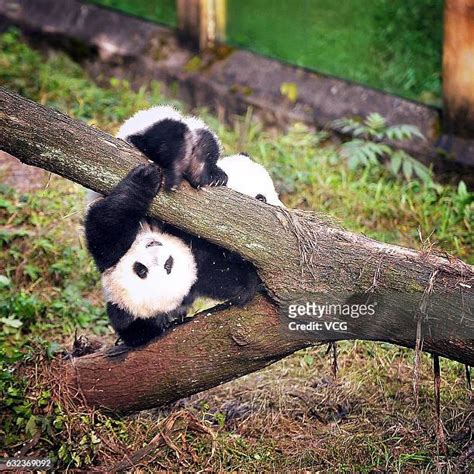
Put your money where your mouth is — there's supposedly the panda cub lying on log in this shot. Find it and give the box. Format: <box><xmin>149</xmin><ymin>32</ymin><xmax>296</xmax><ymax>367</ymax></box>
<box><xmin>85</xmin><ymin>107</ymin><xmax>283</xmax><ymax>347</ymax></box>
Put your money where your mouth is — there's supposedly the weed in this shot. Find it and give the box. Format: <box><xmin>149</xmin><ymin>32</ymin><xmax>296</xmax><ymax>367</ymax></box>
<box><xmin>332</xmin><ymin>112</ymin><xmax>432</xmax><ymax>183</ymax></box>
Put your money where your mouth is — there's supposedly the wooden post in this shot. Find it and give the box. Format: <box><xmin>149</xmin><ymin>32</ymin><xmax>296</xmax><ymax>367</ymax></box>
<box><xmin>214</xmin><ymin>0</ymin><xmax>227</xmax><ymax>43</ymax></box>
<box><xmin>176</xmin><ymin>0</ymin><xmax>201</xmax><ymax>50</ymax></box>
<box><xmin>443</xmin><ymin>0</ymin><xmax>474</xmax><ymax>137</ymax></box>
<box><xmin>176</xmin><ymin>0</ymin><xmax>226</xmax><ymax>51</ymax></box>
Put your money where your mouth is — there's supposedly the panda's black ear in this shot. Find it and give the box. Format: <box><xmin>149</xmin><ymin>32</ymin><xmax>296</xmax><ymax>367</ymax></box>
<box><xmin>127</xmin><ymin>134</ymin><xmax>147</xmax><ymax>153</ymax></box>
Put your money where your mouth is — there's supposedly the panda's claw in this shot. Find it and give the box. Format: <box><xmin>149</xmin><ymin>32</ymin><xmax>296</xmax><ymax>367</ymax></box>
<box><xmin>206</xmin><ymin>166</ymin><xmax>228</xmax><ymax>187</ymax></box>
<box><xmin>163</xmin><ymin>169</ymin><xmax>183</xmax><ymax>192</ymax></box>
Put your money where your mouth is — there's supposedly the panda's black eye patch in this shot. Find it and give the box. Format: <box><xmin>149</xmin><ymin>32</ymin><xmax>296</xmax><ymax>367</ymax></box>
<box><xmin>133</xmin><ymin>262</ymin><xmax>148</xmax><ymax>279</ymax></box>
<box><xmin>256</xmin><ymin>194</ymin><xmax>267</xmax><ymax>203</ymax></box>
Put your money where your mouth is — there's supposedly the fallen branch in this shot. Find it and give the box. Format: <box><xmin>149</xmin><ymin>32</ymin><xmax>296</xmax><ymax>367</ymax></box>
<box><xmin>0</xmin><ymin>87</ymin><xmax>473</xmax><ymax>413</ymax></box>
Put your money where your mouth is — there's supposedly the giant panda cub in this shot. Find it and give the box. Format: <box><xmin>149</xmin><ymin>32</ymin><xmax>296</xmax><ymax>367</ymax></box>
<box><xmin>85</xmin><ymin>107</ymin><xmax>283</xmax><ymax>347</ymax></box>
<box><xmin>116</xmin><ymin>105</ymin><xmax>228</xmax><ymax>190</ymax></box>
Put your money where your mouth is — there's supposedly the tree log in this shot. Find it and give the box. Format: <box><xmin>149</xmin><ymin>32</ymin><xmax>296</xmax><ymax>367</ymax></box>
<box><xmin>0</xmin><ymin>87</ymin><xmax>473</xmax><ymax>413</ymax></box>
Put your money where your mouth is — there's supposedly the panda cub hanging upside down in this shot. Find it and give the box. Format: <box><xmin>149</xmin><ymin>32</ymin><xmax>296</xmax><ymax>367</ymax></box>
<box><xmin>85</xmin><ymin>106</ymin><xmax>283</xmax><ymax>347</ymax></box>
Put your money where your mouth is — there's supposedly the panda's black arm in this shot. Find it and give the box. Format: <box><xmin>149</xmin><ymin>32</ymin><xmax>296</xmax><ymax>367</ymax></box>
<box><xmin>85</xmin><ymin>164</ymin><xmax>162</xmax><ymax>272</ymax></box>
<box><xmin>107</xmin><ymin>303</ymin><xmax>182</xmax><ymax>347</ymax></box>
<box><xmin>107</xmin><ymin>303</ymin><xmax>158</xmax><ymax>347</ymax></box>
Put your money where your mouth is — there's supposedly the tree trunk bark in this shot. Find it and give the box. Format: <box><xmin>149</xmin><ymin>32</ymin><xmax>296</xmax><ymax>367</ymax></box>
<box><xmin>0</xmin><ymin>87</ymin><xmax>473</xmax><ymax>413</ymax></box>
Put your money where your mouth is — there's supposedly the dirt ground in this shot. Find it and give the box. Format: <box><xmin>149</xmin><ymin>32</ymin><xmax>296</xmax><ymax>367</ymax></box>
<box><xmin>0</xmin><ymin>151</ymin><xmax>48</xmax><ymax>192</ymax></box>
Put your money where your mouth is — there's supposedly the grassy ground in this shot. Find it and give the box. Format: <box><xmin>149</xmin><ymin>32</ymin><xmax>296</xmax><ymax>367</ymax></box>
<box><xmin>0</xmin><ymin>30</ymin><xmax>472</xmax><ymax>471</ymax></box>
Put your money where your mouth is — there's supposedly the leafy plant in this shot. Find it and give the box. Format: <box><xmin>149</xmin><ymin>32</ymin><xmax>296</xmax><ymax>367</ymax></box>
<box><xmin>332</xmin><ymin>112</ymin><xmax>431</xmax><ymax>183</ymax></box>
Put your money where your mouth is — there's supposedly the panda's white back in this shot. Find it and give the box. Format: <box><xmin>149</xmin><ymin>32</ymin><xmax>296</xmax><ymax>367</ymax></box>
<box><xmin>116</xmin><ymin>105</ymin><xmax>182</xmax><ymax>140</ymax></box>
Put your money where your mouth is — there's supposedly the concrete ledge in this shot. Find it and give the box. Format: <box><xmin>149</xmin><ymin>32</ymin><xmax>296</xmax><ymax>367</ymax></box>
<box><xmin>1</xmin><ymin>0</ymin><xmax>472</xmax><ymax>184</ymax></box>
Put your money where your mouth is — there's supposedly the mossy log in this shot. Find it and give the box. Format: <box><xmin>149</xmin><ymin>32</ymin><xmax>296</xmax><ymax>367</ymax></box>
<box><xmin>0</xmin><ymin>87</ymin><xmax>473</xmax><ymax>413</ymax></box>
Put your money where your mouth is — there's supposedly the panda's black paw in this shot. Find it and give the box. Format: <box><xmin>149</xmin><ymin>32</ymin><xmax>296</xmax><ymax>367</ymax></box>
<box><xmin>208</xmin><ymin>166</ymin><xmax>228</xmax><ymax>187</ymax></box>
<box><xmin>190</xmin><ymin>165</ymin><xmax>228</xmax><ymax>188</ymax></box>
<box><xmin>185</xmin><ymin>163</ymin><xmax>228</xmax><ymax>189</ymax></box>
<box><xmin>128</xmin><ymin>163</ymin><xmax>163</xmax><ymax>195</ymax></box>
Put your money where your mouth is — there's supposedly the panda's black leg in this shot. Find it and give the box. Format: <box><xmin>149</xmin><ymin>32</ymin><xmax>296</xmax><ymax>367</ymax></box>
<box><xmin>193</xmin><ymin>250</ymin><xmax>261</xmax><ymax>308</ymax></box>
<box><xmin>172</xmin><ymin>307</ymin><xmax>190</xmax><ymax>326</ymax></box>
<box><xmin>107</xmin><ymin>303</ymin><xmax>137</xmax><ymax>345</ymax></box>
<box><xmin>121</xmin><ymin>163</ymin><xmax>163</xmax><ymax>198</ymax></box>
<box><xmin>108</xmin><ymin>304</ymin><xmax>191</xmax><ymax>347</ymax></box>
<box><xmin>85</xmin><ymin>164</ymin><xmax>162</xmax><ymax>271</ymax></box>
<box><xmin>122</xmin><ymin>316</ymin><xmax>187</xmax><ymax>347</ymax></box>
<box><xmin>226</xmin><ymin>277</ymin><xmax>261</xmax><ymax>307</ymax></box>
<box><xmin>108</xmin><ymin>304</ymin><xmax>164</xmax><ymax>348</ymax></box>
<box><xmin>119</xmin><ymin>321</ymin><xmax>166</xmax><ymax>348</ymax></box>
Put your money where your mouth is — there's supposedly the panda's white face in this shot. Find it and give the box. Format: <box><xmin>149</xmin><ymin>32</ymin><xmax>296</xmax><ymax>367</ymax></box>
<box><xmin>217</xmin><ymin>154</ymin><xmax>284</xmax><ymax>207</ymax></box>
<box><xmin>102</xmin><ymin>226</ymin><xmax>197</xmax><ymax>319</ymax></box>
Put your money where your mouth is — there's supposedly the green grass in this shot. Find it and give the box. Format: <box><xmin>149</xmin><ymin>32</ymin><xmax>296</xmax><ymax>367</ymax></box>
<box><xmin>87</xmin><ymin>0</ymin><xmax>176</xmax><ymax>26</ymax></box>
<box><xmin>227</xmin><ymin>0</ymin><xmax>443</xmax><ymax>105</ymax></box>
<box><xmin>0</xmin><ymin>182</ymin><xmax>109</xmax><ymax>447</ymax></box>
<box><xmin>87</xmin><ymin>0</ymin><xmax>442</xmax><ymax>104</ymax></box>
<box><xmin>0</xmin><ymin>30</ymin><xmax>472</xmax><ymax>471</ymax></box>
